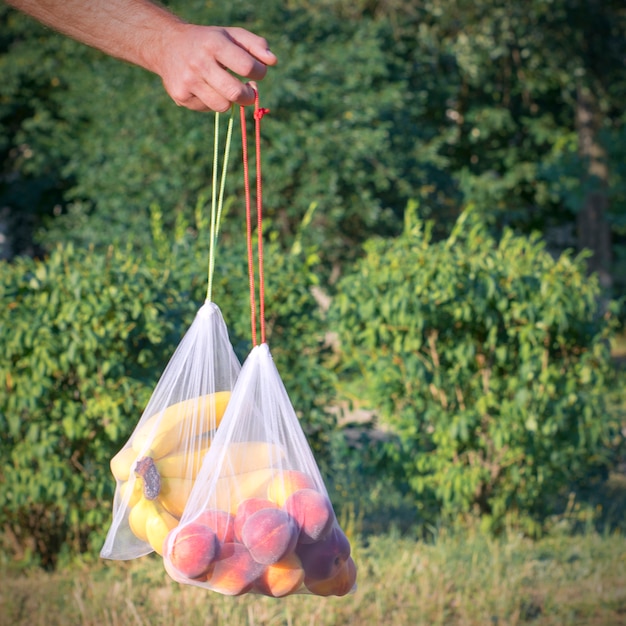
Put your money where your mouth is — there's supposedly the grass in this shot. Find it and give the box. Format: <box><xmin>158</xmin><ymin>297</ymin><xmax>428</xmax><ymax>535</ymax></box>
<box><xmin>1</xmin><ymin>528</ymin><xmax>625</xmax><ymax>626</ymax></box>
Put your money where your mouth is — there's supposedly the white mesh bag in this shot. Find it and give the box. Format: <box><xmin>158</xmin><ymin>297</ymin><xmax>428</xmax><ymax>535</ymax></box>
<box><xmin>162</xmin><ymin>343</ymin><xmax>356</xmax><ymax>597</ymax></box>
<box><xmin>100</xmin><ymin>302</ymin><xmax>240</xmax><ymax>560</ymax></box>
<box><xmin>100</xmin><ymin>111</ymin><xmax>240</xmax><ymax>560</ymax></box>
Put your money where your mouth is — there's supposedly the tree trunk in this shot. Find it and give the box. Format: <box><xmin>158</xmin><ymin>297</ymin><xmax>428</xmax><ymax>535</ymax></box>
<box><xmin>576</xmin><ymin>84</ymin><xmax>612</xmax><ymax>288</ymax></box>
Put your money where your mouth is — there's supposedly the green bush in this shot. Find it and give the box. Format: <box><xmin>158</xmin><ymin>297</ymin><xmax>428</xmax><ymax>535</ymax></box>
<box><xmin>329</xmin><ymin>206</ymin><xmax>623</xmax><ymax>534</ymax></box>
<box><xmin>0</xmin><ymin>242</ymin><xmax>195</xmax><ymax>567</ymax></box>
<box><xmin>0</xmin><ymin>211</ymin><xmax>335</xmax><ymax>567</ymax></box>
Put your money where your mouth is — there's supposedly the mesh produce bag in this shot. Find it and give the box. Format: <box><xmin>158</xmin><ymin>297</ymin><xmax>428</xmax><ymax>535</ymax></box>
<box><xmin>100</xmin><ymin>112</ymin><xmax>240</xmax><ymax>560</ymax></box>
<box><xmin>162</xmin><ymin>343</ymin><xmax>356</xmax><ymax>597</ymax></box>
<box><xmin>100</xmin><ymin>302</ymin><xmax>241</xmax><ymax>560</ymax></box>
<box><xmin>162</xmin><ymin>94</ymin><xmax>356</xmax><ymax>597</ymax></box>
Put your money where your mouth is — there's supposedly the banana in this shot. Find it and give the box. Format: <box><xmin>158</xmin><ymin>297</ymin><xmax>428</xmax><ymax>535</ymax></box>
<box><xmin>129</xmin><ymin>496</ymin><xmax>179</xmax><ymax>551</ymax></box>
<box><xmin>156</xmin><ymin>443</ymin><xmax>212</xmax><ymax>480</ymax></box>
<box><xmin>119</xmin><ymin>478</ymin><xmax>143</xmax><ymax>508</ymax></box>
<box><xmin>128</xmin><ymin>497</ymin><xmax>155</xmax><ymax>543</ymax></box>
<box><xmin>153</xmin><ymin>440</ymin><xmax>281</xmax><ymax>481</ymax></box>
<box><xmin>158</xmin><ymin>476</ymin><xmax>195</xmax><ymax>518</ymax></box>
<box><xmin>131</xmin><ymin>391</ymin><xmax>231</xmax><ymax>458</ymax></box>
<box><xmin>146</xmin><ymin>505</ymin><xmax>179</xmax><ymax>555</ymax></box>
<box><xmin>214</xmin><ymin>468</ymin><xmax>276</xmax><ymax>514</ymax></box>
<box><xmin>217</xmin><ymin>441</ymin><xmax>286</xmax><ymax>477</ymax></box>
<box><xmin>110</xmin><ymin>446</ymin><xmax>140</xmax><ymax>482</ymax></box>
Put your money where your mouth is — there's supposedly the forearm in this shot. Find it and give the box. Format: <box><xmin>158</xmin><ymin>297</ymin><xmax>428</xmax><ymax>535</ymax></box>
<box><xmin>6</xmin><ymin>0</ymin><xmax>277</xmax><ymax>111</ymax></box>
<box><xmin>5</xmin><ymin>0</ymin><xmax>184</xmax><ymax>74</ymax></box>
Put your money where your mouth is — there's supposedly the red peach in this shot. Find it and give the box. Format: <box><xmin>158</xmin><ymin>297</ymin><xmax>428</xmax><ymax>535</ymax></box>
<box><xmin>255</xmin><ymin>552</ymin><xmax>305</xmax><ymax>597</ymax></box>
<box><xmin>205</xmin><ymin>542</ymin><xmax>265</xmax><ymax>596</ymax></box>
<box><xmin>296</xmin><ymin>526</ymin><xmax>351</xmax><ymax>581</ymax></box>
<box><xmin>267</xmin><ymin>470</ymin><xmax>316</xmax><ymax>507</ymax></box>
<box><xmin>241</xmin><ymin>507</ymin><xmax>298</xmax><ymax>565</ymax></box>
<box><xmin>234</xmin><ymin>498</ymin><xmax>278</xmax><ymax>542</ymax></box>
<box><xmin>168</xmin><ymin>522</ymin><xmax>218</xmax><ymax>580</ymax></box>
<box><xmin>194</xmin><ymin>509</ymin><xmax>235</xmax><ymax>544</ymax></box>
<box><xmin>284</xmin><ymin>488</ymin><xmax>334</xmax><ymax>544</ymax></box>
<box><xmin>305</xmin><ymin>556</ymin><xmax>357</xmax><ymax>597</ymax></box>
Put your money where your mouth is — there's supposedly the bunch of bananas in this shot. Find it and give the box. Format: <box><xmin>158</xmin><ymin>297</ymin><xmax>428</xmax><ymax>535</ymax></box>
<box><xmin>110</xmin><ymin>391</ymin><xmax>230</xmax><ymax>555</ymax></box>
<box><xmin>110</xmin><ymin>391</ymin><xmax>285</xmax><ymax>555</ymax></box>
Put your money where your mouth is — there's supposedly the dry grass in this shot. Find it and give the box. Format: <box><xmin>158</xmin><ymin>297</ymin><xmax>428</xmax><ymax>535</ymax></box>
<box><xmin>1</xmin><ymin>529</ymin><xmax>625</xmax><ymax>626</ymax></box>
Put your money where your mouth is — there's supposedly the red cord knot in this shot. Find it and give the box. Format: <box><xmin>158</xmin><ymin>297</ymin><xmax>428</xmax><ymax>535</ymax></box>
<box><xmin>254</xmin><ymin>107</ymin><xmax>270</xmax><ymax>120</ymax></box>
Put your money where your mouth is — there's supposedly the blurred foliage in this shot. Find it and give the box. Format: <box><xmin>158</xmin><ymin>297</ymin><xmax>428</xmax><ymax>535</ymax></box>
<box><xmin>1</xmin><ymin>0</ymin><xmax>624</xmax><ymax>284</ymax></box>
<box><xmin>1</xmin><ymin>0</ymin><xmax>626</xmax><ymax>566</ymax></box>
<box><xmin>0</xmin><ymin>207</ymin><xmax>335</xmax><ymax>567</ymax></box>
<box><xmin>329</xmin><ymin>206</ymin><xmax>624</xmax><ymax>535</ymax></box>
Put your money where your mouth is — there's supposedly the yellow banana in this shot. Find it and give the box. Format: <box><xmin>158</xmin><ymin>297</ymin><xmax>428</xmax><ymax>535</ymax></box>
<box><xmin>214</xmin><ymin>468</ymin><xmax>276</xmax><ymax>514</ymax></box>
<box><xmin>110</xmin><ymin>446</ymin><xmax>139</xmax><ymax>482</ymax></box>
<box><xmin>119</xmin><ymin>478</ymin><xmax>143</xmax><ymax>508</ymax></box>
<box><xmin>146</xmin><ymin>505</ymin><xmax>179</xmax><ymax>555</ymax></box>
<box><xmin>128</xmin><ymin>497</ymin><xmax>155</xmax><ymax>543</ymax></box>
<box><xmin>217</xmin><ymin>441</ymin><xmax>286</xmax><ymax>477</ymax></box>
<box><xmin>129</xmin><ymin>496</ymin><xmax>178</xmax><ymax>551</ymax></box>
<box><xmin>158</xmin><ymin>476</ymin><xmax>195</xmax><ymax>518</ymax></box>
<box><xmin>131</xmin><ymin>391</ymin><xmax>231</xmax><ymax>458</ymax></box>
<box><xmin>155</xmin><ymin>443</ymin><xmax>211</xmax><ymax>480</ymax></box>
<box><xmin>152</xmin><ymin>440</ymin><xmax>280</xmax><ymax>481</ymax></box>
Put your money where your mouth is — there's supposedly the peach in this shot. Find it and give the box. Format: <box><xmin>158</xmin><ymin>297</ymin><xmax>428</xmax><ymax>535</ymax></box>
<box><xmin>167</xmin><ymin>522</ymin><xmax>218</xmax><ymax>580</ymax></box>
<box><xmin>284</xmin><ymin>489</ymin><xmax>334</xmax><ymax>544</ymax></box>
<box><xmin>234</xmin><ymin>498</ymin><xmax>278</xmax><ymax>542</ymax></box>
<box><xmin>194</xmin><ymin>509</ymin><xmax>235</xmax><ymax>544</ymax></box>
<box><xmin>205</xmin><ymin>542</ymin><xmax>265</xmax><ymax>596</ymax></box>
<box><xmin>296</xmin><ymin>526</ymin><xmax>351</xmax><ymax>581</ymax></box>
<box><xmin>255</xmin><ymin>552</ymin><xmax>305</xmax><ymax>598</ymax></box>
<box><xmin>241</xmin><ymin>507</ymin><xmax>298</xmax><ymax>565</ymax></box>
<box><xmin>267</xmin><ymin>470</ymin><xmax>316</xmax><ymax>507</ymax></box>
<box><xmin>305</xmin><ymin>556</ymin><xmax>357</xmax><ymax>597</ymax></box>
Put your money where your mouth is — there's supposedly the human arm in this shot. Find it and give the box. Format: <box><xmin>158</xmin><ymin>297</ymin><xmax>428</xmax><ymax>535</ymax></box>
<box><xmin>4</xmin><ymin>0</ymin><xmax>277</xmax><ymax>111</ymax></box>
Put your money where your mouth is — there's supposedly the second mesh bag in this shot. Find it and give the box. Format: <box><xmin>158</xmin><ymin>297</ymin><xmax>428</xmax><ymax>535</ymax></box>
<box><xmin>162</xmin><ymin>343</ymin><xmax>357</xmax><ymax>597</ymax></box>
<box><xmin>100</xmin><ymin>301</ymin><xmax>240</xmax><ymax>560</ymax></box>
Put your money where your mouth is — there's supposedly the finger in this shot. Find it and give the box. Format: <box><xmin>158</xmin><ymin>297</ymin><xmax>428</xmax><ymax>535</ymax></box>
<box><xmin>216</xmin><ymin>44</ymin><xmax>269</xmax><ymax>81</ymax></box>
<box><xmin>189</xmin><ymin>69</ymin><xmax>256</xmax><ymax>110</ymax></box>
<box><xmin>171</xmin><ymin>87</ymin><xmax>231</xmax><ymax>113</ymax></box>
<box><xmin>180</xmin><ymin>95</ymin><xmax>211</xmax><ymax>112</ymax></box>
<box><xmin>224</xmin><ymin>27</ymin><xmax>278</xmax><ymax>66</ymax></box>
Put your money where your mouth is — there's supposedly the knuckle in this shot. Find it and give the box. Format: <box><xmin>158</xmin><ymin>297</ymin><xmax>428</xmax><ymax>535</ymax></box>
<box><xmin>224</xmin><ymin>84</ymin><xmax>249</xmax><ymax>104</ymax></box>
<box><xmin>214</xmin><ymin>100</ymin><xmax>231</xmax><ymax>113</ymax></box>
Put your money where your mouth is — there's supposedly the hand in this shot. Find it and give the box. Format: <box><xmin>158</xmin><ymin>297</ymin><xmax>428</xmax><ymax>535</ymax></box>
<box><xmin>155</xmin><ymin>25</ymin><xmax>277</xmax><ymax>112</ymax></box>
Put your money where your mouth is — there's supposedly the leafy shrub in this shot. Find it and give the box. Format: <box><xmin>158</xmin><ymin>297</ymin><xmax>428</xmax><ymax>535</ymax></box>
<box><xmin>0</xmin><ymin>210</ymin><xmax>335</xmax><ymax>567</ymax></box>
<box><xmin>329</xmin><ymin>206</ymin><xmax>623</xmax><ymax>533</ymax></box>
<box><xmin>0</xmin><ymin>242</ymin><xmax>196</xmax><ymax>567</ymax></box>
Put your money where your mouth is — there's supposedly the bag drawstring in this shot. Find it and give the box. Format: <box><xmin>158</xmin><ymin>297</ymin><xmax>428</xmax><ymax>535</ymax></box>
<box><xmin>207</xmin><ymin>107</ymin><xmax>235</xmax><ymax>303</ymax></box>
<box><xmin>241</xmin><ymin>91</ymin><xmax>270</xmax><ymax>346</ymax></box>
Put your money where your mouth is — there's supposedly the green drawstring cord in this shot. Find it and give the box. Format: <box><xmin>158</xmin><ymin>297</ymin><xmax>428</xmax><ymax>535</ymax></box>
<box><xmin>207</xmin><ymin>106</ymin><xmax>235</xmax><ymax>303</ymax></box>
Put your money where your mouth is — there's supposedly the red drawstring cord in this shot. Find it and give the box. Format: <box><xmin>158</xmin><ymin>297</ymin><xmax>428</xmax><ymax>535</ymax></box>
<box><xmin>241</xmin><ymin>91</ymin><xmax>270</xmax><ymax>346</ymax></box>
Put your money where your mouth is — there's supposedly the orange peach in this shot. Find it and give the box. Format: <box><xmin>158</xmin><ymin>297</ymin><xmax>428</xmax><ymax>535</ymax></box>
<box><xmin>168</xmin><ymin>522</ymin><xmax>218</xmax><ymax>580</ymax></box>
<box><xmin>267</xmin><ymin>470</ymin><xmax>316</xmax><ymax>507</ymax></box>
<box><xmin>194</xmin><ymin>509</ymin><xmax>235</xmax><ymax>544</ymax></box>
<box><xmin>234</xmin><ymin>498</ymin><xmax>278</xmax><ymax>542</ymax></box>
<box><xmin>296</xmin><ymin>526</ymin><xmax>351</xmax><ymax>581</ymax></box>
<box><xmin>255</xmin><ymin>552</ymin><xmax>305</xmax><ymax>597</ymax></box>
<box><xmin>305</xmin><ymin>556</ymin><xmax>357</xmax><ymax>597</ymax></box>
<box><xmin>205</xmin><ymin>542</ymin><xmax>265</xmax><ymax>596</ymax></box>
<box><xmin>241</xmin><ymin>507</ymin><xmax>298</xmax><ymax>565</ymax></box>
<box><xmin>284</xmin><ymin>488</ymin><xmax>334</xmax><ymax>544</ymax></box>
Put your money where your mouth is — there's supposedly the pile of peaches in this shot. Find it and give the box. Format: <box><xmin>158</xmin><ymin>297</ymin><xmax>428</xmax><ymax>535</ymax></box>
<box><xmin>164</xmin><ymin>469</ymin><xmax>356</xmax><ymax>597</ymax></box>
